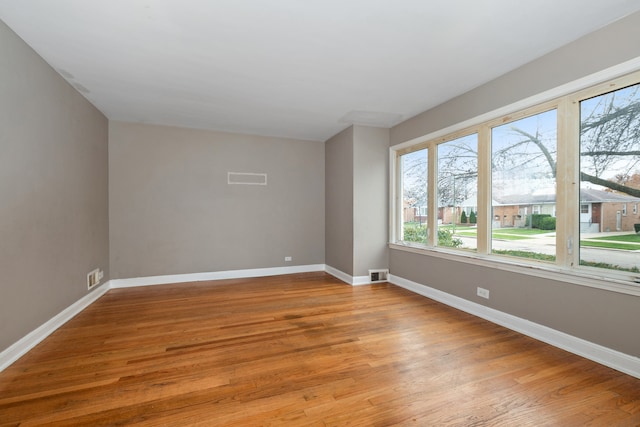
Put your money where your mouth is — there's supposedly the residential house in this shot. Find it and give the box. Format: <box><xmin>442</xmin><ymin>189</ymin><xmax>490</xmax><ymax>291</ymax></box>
<box><xmin>458</xmin><ymin>188</ymin><xmax>640</xmax><ymax>232</ymax></box>
<box><xmin>580</xmin><ymin>188</ymin><xmax>640</xmax><ymax>232</ymax></box>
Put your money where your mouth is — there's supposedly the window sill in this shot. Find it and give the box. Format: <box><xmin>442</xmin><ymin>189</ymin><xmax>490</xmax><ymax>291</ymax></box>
<box><xmin>388</xmin><ymin>242</ymin><xmax>640</xmax><ymax>296</ymax></box>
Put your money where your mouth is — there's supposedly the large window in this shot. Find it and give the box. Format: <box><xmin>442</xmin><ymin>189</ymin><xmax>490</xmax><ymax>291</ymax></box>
<box><xmin>579</xmin><ymin>82</ymin><xmax>640</xmax><ymax>273</ymax></box>
<box><xmin>491</xmin><ymin>109</ymin><xmax>557</xmax><ymax>262</ymax></box>
<box><xmin>392</xmin><ymin>70</ymin><xmax>640</xmax><ymax>289</ymax></box>
<box><xmin>400</xmin><ymin>148</ymin><xmax>428</xmax><ymax>244</ymax></box>
<box><xmin>437</xmin><ymin>134</ymin><xmax>478</xmax><ymax>251</ymax></box>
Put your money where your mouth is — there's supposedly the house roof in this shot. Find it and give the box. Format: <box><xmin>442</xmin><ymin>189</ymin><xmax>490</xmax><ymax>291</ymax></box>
<box><xmin>580</xmin><ymin>187</ymin><xmax>640</xmax><ymax>203</ymax></box>
<box><xmin>460</xmin><ymin>187</ymin><xmax>640</xmax><ymax>207</ymax></box>
<box><xmin>496</xmin><ymin>193</ymin><xmax>556</xmax><ymax>206</ymax></box>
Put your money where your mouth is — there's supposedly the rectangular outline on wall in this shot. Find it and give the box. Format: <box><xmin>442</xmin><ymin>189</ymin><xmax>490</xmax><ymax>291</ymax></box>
<box><xmin>227</xmin><ymin>172</ymin><xmax>267</xmax><ymax>185</ymax></box>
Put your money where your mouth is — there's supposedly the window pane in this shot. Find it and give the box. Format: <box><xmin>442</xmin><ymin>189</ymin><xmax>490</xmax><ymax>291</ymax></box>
<box><xmin>400</xmin><ymin>148</ymin><xmax>428</xmax><ymax>244</ymax></box>
<box><xmin>580</xmin><ymin>83</ymin><xmax>640</xmax><ymax>273</ymax></box>
<box><xmin>491</xmin><ymin>109</ymin><xmax>557</xmax><ymax>262</ymax></box>
<box><xmin>437</xmin><ymin>134</ymin><xmax>478</xmax><ymax>250</ymax></box>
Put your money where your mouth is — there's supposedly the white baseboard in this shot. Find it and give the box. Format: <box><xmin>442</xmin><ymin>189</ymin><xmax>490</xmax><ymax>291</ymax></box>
<box><xmin>0</xmin><ymin>282</ymin><xmax>111</xmax><ymax>372</ymax></box>
<box><xmin>389</xmin><ymin>274</ymin><xmax>640</xmax><ymax>379</ymax></box>
<box><xmin>0</xmin><ymin>264</ymin><xmax>325</xmax><ymax>372</ymax></box>
<box><xmin>110</xmin><ymin>264</ymin><xmax>326</xmax><ymax>288</ymax></box>
<box><xmin>6</xmin><ymin>267</ymin><xmax>636</xmax><ymax>379</ymax></box>
<box><xmin>352</xmin><ymin>275</ymin><xmax>371</xmax><ymax>286</ymax></box>
<box><xmin>324</xmin><ymin>265</ymin><xmax>370</xmax><ymax>286</ymax></box>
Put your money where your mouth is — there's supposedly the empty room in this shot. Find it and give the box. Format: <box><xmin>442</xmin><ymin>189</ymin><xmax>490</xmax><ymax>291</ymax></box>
<box><xmin>1</xmin><ymin>1</ymin><xmax>640</xmax><ymax>425</ymax></box>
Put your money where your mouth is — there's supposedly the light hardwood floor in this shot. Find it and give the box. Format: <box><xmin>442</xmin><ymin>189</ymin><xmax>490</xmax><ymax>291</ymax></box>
<box><xmin>1</xmin><ymin>272</ymin><xmax>639</xmax><ymax>426</ymax></box>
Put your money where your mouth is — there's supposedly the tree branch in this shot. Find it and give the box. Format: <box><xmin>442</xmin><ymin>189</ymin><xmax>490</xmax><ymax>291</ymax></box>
<box><xmin>581</xmin><ymin>150</ymin><xmax>640</xmax><ymax>156</ymax></box>
<box><xmin>580</xmin><ymin>101</ymin><xmax>640</xmax><ymax>132</ymax></box>
<box><xmin>510</xmin><ymin>127</ymin><xmax>557</xmax><ymax>177</ymax></box>
<box><xmin>580</xmin><ymin>172</ymin><xmax>640</xmax><ymax>198</ymax></box>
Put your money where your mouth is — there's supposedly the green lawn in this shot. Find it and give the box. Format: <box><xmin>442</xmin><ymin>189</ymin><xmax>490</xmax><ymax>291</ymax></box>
<box><xmin>489</xmin><ymin>233</ymin><xmax>532</xmax><ymax>241</ymax></box>
<box><xmin>587</xmin><ymin>233</ymin><xmax>640</xmax><ymax>243</ymax></box>
<box><xmin>402</xmin><ymin>223</ymin><xmax>638</xmax><ymax>271</ymax></box>
<box><xmin>439</xmin><ymin>225</ymin><xmax>476</xmax><ymax>231</ymax></box>
<box><xmin>580</xmin><ymin>233</ymin><xmax>640</xmax><ymax>250</ymax></box>
<box><xmin>580</xmin><ymin>240</ymin><xmax>640</xmax><ymax>250</ymax></box>
<box><xmin>408</xmin><ymin>224</ymin><xmax>640</xmax><ymax>250</ymax></box>
<box><xmin>456</xmin><ymin>227</ymin><xmax>552</xmax><ymax>241</ymax></box>
<box><xmin>491</xmin><ymin>228</ymin><xmax>552</xmax><ymax>235</ymax></box>
<box><xmin>494</xmin><ymin>250</ymin><xmax>638</xmax><ymax>272</ymax></box>
<box><xmin>492</xmin><ymin>249</ymin><xmax>555</xmax><ymax>262</ymax></box>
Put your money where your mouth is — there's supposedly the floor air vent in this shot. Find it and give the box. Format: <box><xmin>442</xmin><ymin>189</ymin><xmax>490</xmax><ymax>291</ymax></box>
<box><xmin>369</xmin><ymin>269</ymin><xmax>389</xmax><ymax>283</ymax></box>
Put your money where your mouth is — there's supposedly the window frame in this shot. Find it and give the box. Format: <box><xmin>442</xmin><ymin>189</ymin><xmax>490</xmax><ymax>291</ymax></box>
<box><xmin>436</xmin><ymin>133</ymin><xmax>479</xmax><ymax>251</ymax></box>
<box><xmin>389</xmin><ymin>68</ymin><xmax>640</xmax><ymax>296</ymax></box>
<box><xmin>396</xmin><ymin>147</ymin><xmax>429</xmax><ymax>245</ymax></box>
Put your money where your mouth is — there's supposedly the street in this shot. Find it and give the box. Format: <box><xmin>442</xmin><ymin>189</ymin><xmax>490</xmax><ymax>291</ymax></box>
<box><xmin>457</xmin><ymin>231</ymin><xmax>639</xmax><ymax>271</ymax></box>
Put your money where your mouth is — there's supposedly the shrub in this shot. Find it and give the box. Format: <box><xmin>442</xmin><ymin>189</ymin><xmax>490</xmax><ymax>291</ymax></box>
<box><xmin>438</xmin><ymin>228</ymin><xmax>463</xmax><ymax>248</ymax></box>
<box><xmin>403</xmin><ymin>224</ymin><xmax>463</xmax><ymax>247</ymax></box>
<box><xmin>531</xmin><ymin>214</ymin><xmax>551</xmax><ymax>229</ymax></box>
<box><xmin>538</xmin><ymin>216</ymin><xmax>556</xmax><ymax>230</ymax></box>
<box><xmin>469</xmin><ymin>210</ymin><xmax>477</xmax><ymax>224</ymax></box>
<box><xmin>460</xmin><ymin>211</ymin><xmax>468</xmax><ymax>224</ymax></box>
<box><xmin>403</xmin><ymin>223</ymin><xmax>427</xmax><ymax>243</ymax></box>
<box><xmin>492</xmin><ymin>249</ymin><xmax>555</xmax><ymax>262</ymax></box>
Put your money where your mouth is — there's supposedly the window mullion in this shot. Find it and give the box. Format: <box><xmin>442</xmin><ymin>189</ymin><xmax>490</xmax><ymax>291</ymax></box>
<box><xmin>427</xmin><ymin>144</ymin><xmax>438</xmax><ymax>246</ymax></box>
<box><xmin>391</xmin><ymin>151</ymin><xmax>402</xmax><ymax>243</ymax></box>
<box><xmin>477</xmin><ymin>125</ymin><xmax>491</xmax><ymax>254</ymax></box>
<box><xmin>557</xmin><ymin>97</ymin><xmax>580</xmax><ymax>268</ymax></box>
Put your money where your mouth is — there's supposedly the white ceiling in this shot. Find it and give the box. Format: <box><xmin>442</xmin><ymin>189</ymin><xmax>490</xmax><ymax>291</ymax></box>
<box><xmin>2</xmin><ymin>1</ymin><xmax>640</xmax><ymax>142</ymax></box>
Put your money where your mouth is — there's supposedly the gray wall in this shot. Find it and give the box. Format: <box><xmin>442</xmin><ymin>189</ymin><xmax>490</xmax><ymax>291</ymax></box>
<box><xmin>353</xmin><ymin>125</ymin><xmax>389</xmax><ymax>276</ymax></box>
<box><xmin>392</xmin><ymin>11</ymin><xmax>640</xmax><ymax>144</ymax></box>
<box><xmin>0</xmin><ymin>21</ymin><xmax>109</xmax><ymax>352</ymax></box>
<box><xmin>109</xmin><ymin>121</ymin><xmax>324</xmax><ymax>279</ymax></box>
<box><xmin>325</xmin><ymin>125</ymin><xmax>389</xmax><ymax>278</ymax></box>
<box><xmin>389</xmin><ymin>11</ymin><xmax>640</xmax><ymax>357</ymax></box>
<box><xmin>325</xmin><ymin>126</ymin><xmax>354</xmax><ymax>275</ymax></box>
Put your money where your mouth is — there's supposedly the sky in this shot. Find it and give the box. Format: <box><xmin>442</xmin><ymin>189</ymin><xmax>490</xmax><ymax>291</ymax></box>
<box><xmin>402</xmin><ymin>82</ymin><xmax>640</xmax><ymax>202</ymax></box>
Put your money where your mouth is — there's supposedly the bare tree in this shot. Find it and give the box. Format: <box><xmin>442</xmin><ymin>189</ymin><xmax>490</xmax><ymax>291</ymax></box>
<box><xmin>437</xmin><ymin>139</ymin><xmax>478</xmax><ymax>206</ymax></box>
<box><xmin>401</xmin><ymin>83</ymin><xmax>640</xmax><ymax>221</ymax></box>
<box><xmin>501</xmin><ymin>84</ymin><xmax>640</xmax><ymax>197</ymax></box>
<box><xmin>401</xmin><ymin>150</ymin><xmax>428</xmax><ymax>221</ymax></box>
<box><xmin>580</xmin><ymin>85</ymin><xmax>640</xmax><ymax>197</ymax></box>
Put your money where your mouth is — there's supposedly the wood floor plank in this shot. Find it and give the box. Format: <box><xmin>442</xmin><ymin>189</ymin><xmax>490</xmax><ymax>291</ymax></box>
<box><xmin>0</xmin><ymin>272</ymin><xmax>639</xmax><ymax>426</ymax></box>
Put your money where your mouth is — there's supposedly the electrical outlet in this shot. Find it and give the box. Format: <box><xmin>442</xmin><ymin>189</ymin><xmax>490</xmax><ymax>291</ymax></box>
<box><xmin>285</xmin><ymin>256</ymin><xmax>292</xmax><ymax>262</ymax></box>
<box><xmin>477</xmin><ymin>287</ymin><xmax>490</xmax><ymax>299</ymax></box>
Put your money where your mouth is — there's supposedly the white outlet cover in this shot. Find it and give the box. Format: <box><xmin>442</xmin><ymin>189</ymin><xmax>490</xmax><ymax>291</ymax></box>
<box><xmin>477</xmin><ymin>287</ymin><xmax>490</xmax><ymax>299</ymax></box>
